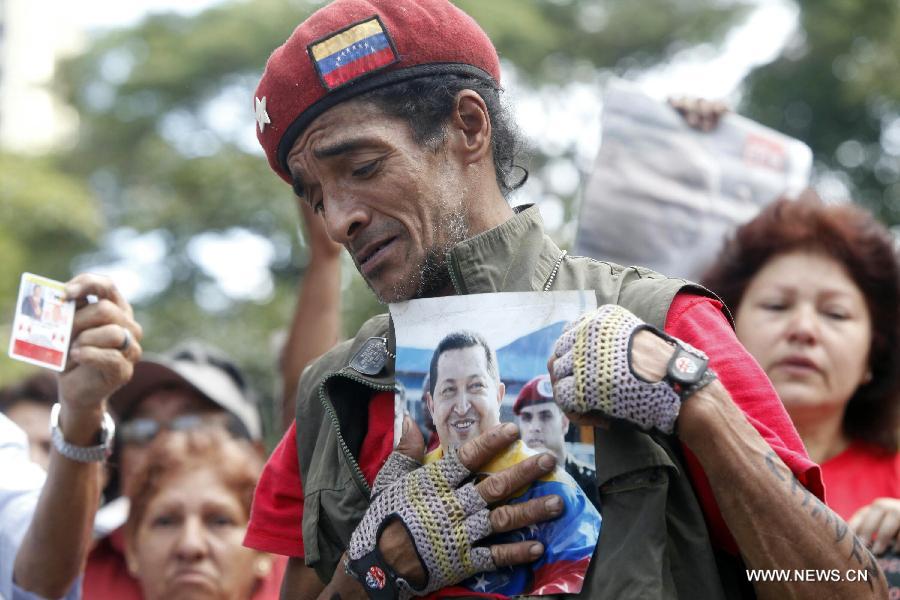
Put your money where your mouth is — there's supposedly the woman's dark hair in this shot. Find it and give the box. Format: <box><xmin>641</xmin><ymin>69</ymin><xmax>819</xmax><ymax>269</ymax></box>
<box><xmin>0</xmin><ymin>372</ymin><xmax>57</xmax><ymax>413</ymax></box>
<box><xmin>360</xmin><ymin>74</ymin><xmax>527</xmax><ymax>198</ymax></box>
<box><xmin>702</xmin><ymin>190</ymin><xmax>900</xmax><ymax>451</ymax></box>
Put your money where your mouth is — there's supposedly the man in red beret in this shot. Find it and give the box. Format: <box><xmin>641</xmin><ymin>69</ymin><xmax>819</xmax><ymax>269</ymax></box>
<box><xmin>245</xmin><ymin>0</ymin><xmax>886</xmax><ymax>598</ymax></box>
<box><xmin>513</xmin><ymin>375</ymin><xmax>600</xmax><ymax>512</ymax></box>
<box><xmin>421</xmin><ymin>332</ymin><xmax>600</xmax><ymax>596</ymax></box>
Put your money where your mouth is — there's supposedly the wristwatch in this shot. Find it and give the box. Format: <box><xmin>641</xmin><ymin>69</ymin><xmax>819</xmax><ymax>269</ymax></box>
<box><xmin>50</xmin><ymin>403</ymin><xmax>116</xmax><ymax>463</ymax></box>
<box><xmin>664</xmin><ymin>345</ymin><xmax>718</xmax><ymax>402</ymax></box>
<box><xmin>345</xmin><ymin>548</ymin><xmax>410</xmax><ymax>600</ymax></box>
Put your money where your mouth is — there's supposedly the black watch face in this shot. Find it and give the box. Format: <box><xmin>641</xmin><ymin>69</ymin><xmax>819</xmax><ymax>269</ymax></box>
<box><xmin>668</xmin><ymin>349</ymin><xmax>705</xmax><ymax>385</ymax></box>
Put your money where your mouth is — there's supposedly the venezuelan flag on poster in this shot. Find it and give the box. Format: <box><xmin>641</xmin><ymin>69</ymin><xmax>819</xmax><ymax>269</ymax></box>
<box><xmin>423</xmin><ymin>441</ymin><xmax>601</xmax><ymax>598</ymax></box>
<box><xmin>308</xmin><ymin>17</ymin><xmax>398</xmax><ymax>90</ymax></box>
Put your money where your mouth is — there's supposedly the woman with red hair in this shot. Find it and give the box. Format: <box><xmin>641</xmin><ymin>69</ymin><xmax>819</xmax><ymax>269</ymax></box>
<box><xmin>703</xmin><ymin>191</ymin><xmax>900</xmax><ymax>558</ymax></box>
<box><xmin>123</xmin><ymin>429</ymin><xmax>282</xmax><ymax>599</ymax></box>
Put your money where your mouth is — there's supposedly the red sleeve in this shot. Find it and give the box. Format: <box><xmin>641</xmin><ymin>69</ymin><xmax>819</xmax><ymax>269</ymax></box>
<box><xmin>244</xmin><ymin>421</ymin><xmax>306</xmax><ymax>557</ymax></box>
<box><xmin>243</xmin><ymin>392</ymin><xmax>396</xmax><ymax>558</ymax></box>
<box><xmin>664</xmin><ymin>292</ymin><xmax>825</xmax><ymax>554</ymax></box>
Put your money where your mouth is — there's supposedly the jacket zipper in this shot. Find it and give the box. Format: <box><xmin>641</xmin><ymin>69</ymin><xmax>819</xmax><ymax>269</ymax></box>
<box><xmin>543</xmin><ymin>250</ymin><xmax>567</xmax><ymax>291</ymax></box>
<box><xmin>317</xmin><ymin>371</ymin><xmax>394</xmax><ymax>497</ymax></box>
<box><xmin>446</xmin><ymin>251</ymin><xmax>464</xmax><ymax>294</ymax></box>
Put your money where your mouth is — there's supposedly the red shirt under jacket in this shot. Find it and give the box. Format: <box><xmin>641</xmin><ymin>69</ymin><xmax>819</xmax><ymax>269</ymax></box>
<box><xmin>244</xmin><ymin>293</ymin><xmax>823</xmax><ymax>559</ymax></box>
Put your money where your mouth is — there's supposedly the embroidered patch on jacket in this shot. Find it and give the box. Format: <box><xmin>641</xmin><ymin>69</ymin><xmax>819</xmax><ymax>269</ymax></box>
<box><xmin>308</xmin><ymin>16</ymin><xmax>399</xmax><ymax>91</ymax></box>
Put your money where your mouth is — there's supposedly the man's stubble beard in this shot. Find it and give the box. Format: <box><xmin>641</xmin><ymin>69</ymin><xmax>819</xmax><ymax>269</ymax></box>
<box><xmin>370</xmin><ymin>196</ymin><xmax>470</xmax><ymax>304</ymax></box>
<box><xmin>406</xmin><ymin>201</ymin><xmax>469</xmax><ymax>299</ymax></box>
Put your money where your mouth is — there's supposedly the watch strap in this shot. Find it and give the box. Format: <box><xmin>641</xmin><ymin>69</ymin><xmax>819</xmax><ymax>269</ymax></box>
<box><xmin>50</xmin><ymin>403</ymin><xmax>115</xmax><ymax>463</ymax></box>
<box><xmin>345</xmin><ymin>545</ymin><xmax>410</xmax><ymax>600</ymax></box>
<box><xmin>665</xmin><ymin>346</ymin><xmax>717</xmax><ymax>402</ymax></box>
<box><xmin>679</xmin><ymin>367</ymin><xmax>718</xmax><ymax>401</ymax></box>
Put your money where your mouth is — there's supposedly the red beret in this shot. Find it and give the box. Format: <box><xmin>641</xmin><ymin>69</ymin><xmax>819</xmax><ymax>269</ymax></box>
<box><xmin>513</xmin><ymin>375</ymin><xmax>556</xmax><ymax>415</ymax></box>
<box><xmin>254</xmin><ymin>0</ymin><xmax>501</xmax><ymax>184</ymax></box>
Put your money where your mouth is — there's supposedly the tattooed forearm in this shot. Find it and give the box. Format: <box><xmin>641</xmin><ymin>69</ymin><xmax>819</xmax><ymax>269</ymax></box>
<box><xmin>764</xmin><ymin>451</ymin><xmax>785</xmax><ymax>482</ymax></box>
<box><xmin>763</xmin><ymin>450</ymin><xmax>880</xmax><ymax>586</ymax></box>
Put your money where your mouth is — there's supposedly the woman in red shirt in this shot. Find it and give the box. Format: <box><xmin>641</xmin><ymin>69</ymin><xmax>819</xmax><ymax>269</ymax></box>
<box><xmin>703</xmin><ymin>192</ymin><xmax>900</xmax><ymax>557</ymax></box>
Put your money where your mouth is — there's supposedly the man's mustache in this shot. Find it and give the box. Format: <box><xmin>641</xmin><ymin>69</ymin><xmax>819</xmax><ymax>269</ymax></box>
<box><xmin>348</xmin><ymin>222</ymin><xmax>405</xmax><ymax>264</ymax></box>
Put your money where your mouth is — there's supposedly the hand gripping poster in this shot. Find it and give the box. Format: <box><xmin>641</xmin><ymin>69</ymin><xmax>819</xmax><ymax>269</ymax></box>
<box><xmin>390</xmin><ymin>291</ymin><xmax>600</xmax><ymax>596</ymax></box>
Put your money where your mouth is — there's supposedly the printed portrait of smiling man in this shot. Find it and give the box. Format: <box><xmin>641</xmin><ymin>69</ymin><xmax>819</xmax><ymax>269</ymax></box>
<box><xmin>425</xmin><ymin>331</ymin><xmax>505</xmax><ymax>453</ymax></box>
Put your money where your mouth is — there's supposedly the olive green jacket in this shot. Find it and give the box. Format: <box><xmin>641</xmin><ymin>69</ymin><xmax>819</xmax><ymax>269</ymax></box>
<box><xmin>294</xmin><ymin>205</ymin><xmax>749</xmax><ymax>598</ymax></box>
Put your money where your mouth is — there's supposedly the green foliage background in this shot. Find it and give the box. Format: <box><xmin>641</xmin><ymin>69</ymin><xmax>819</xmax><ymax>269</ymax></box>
<box><xmin>3</xmin><ymin>0</ymin><xmax>897</xmax><ymax>441</ymax></box>
<box><xmin>740</xmin><ymin>0</ymin><xmax>900</xmax><ymax>223</ymax></box>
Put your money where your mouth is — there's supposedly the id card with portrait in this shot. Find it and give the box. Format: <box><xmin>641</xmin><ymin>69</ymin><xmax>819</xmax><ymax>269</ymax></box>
<box><xmin>8</xmin><ymin>273</ymin><xmax>75</xmax><ymax>371</ymax></box>
<box><xmin>389</xmin><ymin>291</ymin><xmax>600</xmax><ymax>596</ymax></box>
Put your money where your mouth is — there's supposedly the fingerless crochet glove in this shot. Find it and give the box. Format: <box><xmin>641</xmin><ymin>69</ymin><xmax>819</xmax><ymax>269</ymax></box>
<box><xmin>347</xmin><ymin>449</ymin><xmax>495</xmax><ymax>599</ymax></box>
<box><xmin>551</xmin><ymin>304</ymin><xmax>715</xmax><ymax>434</ymax></box>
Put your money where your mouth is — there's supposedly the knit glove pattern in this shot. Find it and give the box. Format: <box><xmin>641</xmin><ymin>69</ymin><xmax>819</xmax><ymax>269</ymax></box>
<box><xmin>551</xmin><ymin>304</ymin><xmax>709</xmax><ymax>434</ymax></box>
<box><xmin>348</xmin><ymin>448</ymin><xmax>495</xmax><ymax>599</ymax></box>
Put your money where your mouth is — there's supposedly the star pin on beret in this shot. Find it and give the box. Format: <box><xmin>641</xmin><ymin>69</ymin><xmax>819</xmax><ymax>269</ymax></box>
<box><xmin>254</xmin><ymin>0</ymin><xmax>501</xmax><ymax>184</ymax></box>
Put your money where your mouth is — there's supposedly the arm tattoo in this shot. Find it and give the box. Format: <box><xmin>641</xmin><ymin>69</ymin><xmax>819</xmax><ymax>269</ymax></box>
<box><xmin>849</xmin><ymin>535</ymin><xmax>866</xmax><ymax>565</ymax></box>
<box><xmin>788</xmin><ymin>472</ymin><xmax>811</xmax><ymax>507</ymax></box>
<box><xmin>763</xmin><ymin>451</ymin><xmax>879</xmax><ymax>588</ymax></box>
<box><xmin>832</xmin><ymin>515</ymin><xmax>848</xmax><ymax>543</ymax></box>
<box><xmin>764</xmin><ymin>451</ymin><xmax>785</xmax><ymax>481</ymax></box>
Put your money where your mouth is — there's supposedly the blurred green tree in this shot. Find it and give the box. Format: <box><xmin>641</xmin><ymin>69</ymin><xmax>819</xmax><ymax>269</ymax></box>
<box><xmin>741</xmin><ymin>0</ymin><xmax>900</xmax><ymax>224</ymax></box>
<box><xmin>38</xmin><ymin>0</ymin><xmax>747</xmax><ymax>440</ymax></box>
<box><xmin>0</xmin><ymin>153</ymin><xmax>103</xmax><ymax>383</ymax></box>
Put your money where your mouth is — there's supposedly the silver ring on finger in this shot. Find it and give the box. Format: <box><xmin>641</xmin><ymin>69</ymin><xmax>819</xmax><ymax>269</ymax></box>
<box><xmin>118</xmin><ymin>327</ymin><xmax>132</xmax><ymax>353</ymax></box>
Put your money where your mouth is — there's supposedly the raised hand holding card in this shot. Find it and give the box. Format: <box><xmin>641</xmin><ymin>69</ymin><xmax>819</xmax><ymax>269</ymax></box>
<box><xmin>9</xmin><ymin>273</ymin><xmax>75</xmax><ymax>371</ymax></box>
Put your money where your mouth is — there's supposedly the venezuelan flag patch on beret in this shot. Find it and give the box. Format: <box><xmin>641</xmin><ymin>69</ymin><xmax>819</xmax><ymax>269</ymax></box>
<box><xmin>307</xmin><ymin>16</ymin><xmax>399</xmax><ymax>91</ymax></box>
